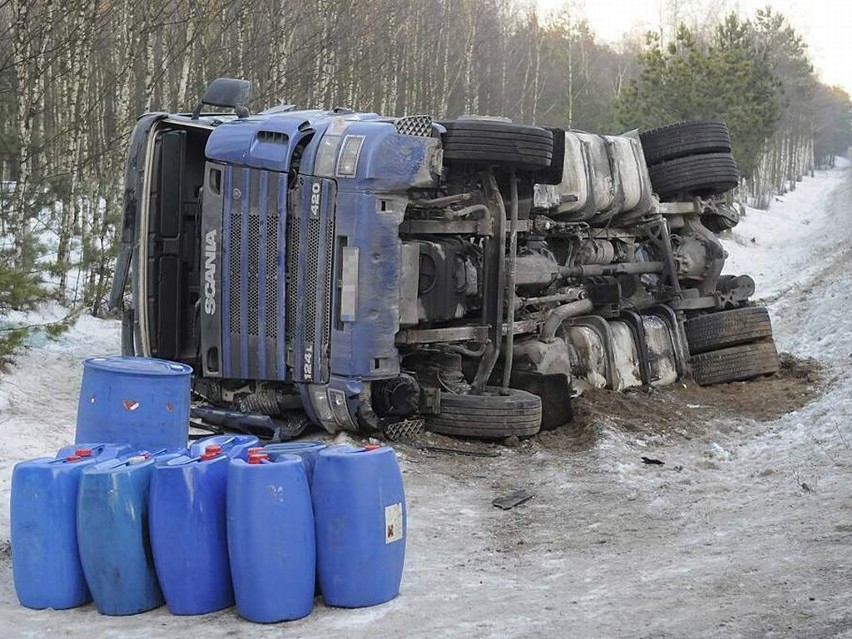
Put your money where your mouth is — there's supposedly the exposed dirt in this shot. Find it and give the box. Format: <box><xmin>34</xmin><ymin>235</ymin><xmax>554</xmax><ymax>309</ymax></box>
<box><xmin>560</xmin><ymin>352</ymin><xmax>824</xmax><ymax>440</ymax></box>
<box><xmin>388</xmin><ymin>353</ymin><xmax>825</xmax><ymax>459</ymax></box>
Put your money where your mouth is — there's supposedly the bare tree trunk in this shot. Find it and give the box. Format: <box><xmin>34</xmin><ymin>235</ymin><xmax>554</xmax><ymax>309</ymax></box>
<box><xmin>8</xmin><ymin>0</ymin><xmax>52</xmax><ymax>269</ymax></box>
<box><xmin>177</xmin><ymin>0</ymin><xmax>200</xmax><ymax>108</ymax></box>
<box><xmin>57</xmin><ymin>0</ymin><xmax>96</xmax><ymax>293</ymax></box>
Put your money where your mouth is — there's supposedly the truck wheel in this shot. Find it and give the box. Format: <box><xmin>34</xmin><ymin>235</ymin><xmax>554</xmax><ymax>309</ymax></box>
<box><xmin>438</xmin><ymin>120</ymin><xmax>553</xmax><ymax>170</ymax></box>
<box><xmin>690</xmin><ymin>340</ymin><xmax>780</xmax><ymax>386</ymax></box>
<box><xmin>535</xmin><ymin>127</ymin><xmax>566</xmax><ymax>185</ymax></box>
<box><xmin>648</xmin><ymin>153</ymin><xmax>739</xmax><ymax>199</ymax></box>
<box><xmin>685</xmin><ymin>307</ymin><xmax>773</xmax><ymax>355</ymax></box>
<box><xmin>640</xmin><ymin>120</ymin><xmax>732</xmax><ymax>166</ymax></box>
<box><xmin>427</xmin><ymin>386</ymin><xmax>542</xmax><ymax>439</ymax></box>
<box><xmin>702</xmin><ymin>213</ymin><xmax>738</xmax><ymax>233</ymax></box>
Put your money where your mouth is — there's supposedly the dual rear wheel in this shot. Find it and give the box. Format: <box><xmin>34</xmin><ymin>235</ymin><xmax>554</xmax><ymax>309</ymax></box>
<box><xmin>684</xmin><ymin>307</ymin><xmax>780</xmax><ymax>385</ymax></box>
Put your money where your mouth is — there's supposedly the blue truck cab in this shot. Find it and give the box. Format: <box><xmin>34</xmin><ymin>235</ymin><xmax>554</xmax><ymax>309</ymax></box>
<box><xmin>110</xmin><ymin>78</ymin><xmax>767</xmax><ymax>440</ymax></box>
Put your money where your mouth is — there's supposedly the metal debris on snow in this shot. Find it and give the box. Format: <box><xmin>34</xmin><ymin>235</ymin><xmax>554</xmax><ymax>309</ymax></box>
<box><xmin>492</xmin><ymin>489</ymin><xmax>534</xmax><ymax>510</ymax></box>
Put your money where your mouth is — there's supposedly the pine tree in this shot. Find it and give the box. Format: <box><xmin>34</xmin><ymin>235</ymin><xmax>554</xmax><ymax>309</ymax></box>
<box><xmin>613</xmin><ymin>17</ymin><xmax>780</xmax><ymax>180</ymax></box>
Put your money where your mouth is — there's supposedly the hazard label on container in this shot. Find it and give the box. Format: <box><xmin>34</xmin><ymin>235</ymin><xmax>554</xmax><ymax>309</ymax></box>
<box><xmin>385</xmin><ymin>502</ymin><xmax>403</xmax><ymax>544</ymax></box>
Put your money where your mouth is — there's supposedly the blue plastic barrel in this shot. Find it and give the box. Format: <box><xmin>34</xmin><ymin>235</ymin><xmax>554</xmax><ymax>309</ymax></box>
<box><xmin>75</xmin><ymin>356</ymin><xmax>192</xmax><ymax>451</ymax></box>
<box><xmin>313</xmin><ymin>445</ymin><xmax>406</xmax><ymax>608</ymax></box>
<box><xmin>11</xmin><ymin>454</ymin><xmax>100</xmax><ymax>609</ymax></box>
<box><xmin>227</xmin><ymin>455</ymin><xmax>315</xmax><ymax>623</ymax></box>
<box><xmin>77</xmin><ymin>452</ymin><xmax>177</xmax><ymax>615</ymax></box>
<box><xmin>149</xmin><ymin>451</ymin><xmax>233</xmax><ymax>615</ymax></box>
<box><xmin>263</xmin><ymin>441</ymin><xmax>327</xmax><ymax>483</ymax></box>
<box><xmin>189</xmin><ymin>434</ymin><xmax>259</xmax><ymax>460</ymax></box>
<box><xmin>55</xmin><ymin>443</ymin><xmax>132</xmax><ymax>460</ymax></box>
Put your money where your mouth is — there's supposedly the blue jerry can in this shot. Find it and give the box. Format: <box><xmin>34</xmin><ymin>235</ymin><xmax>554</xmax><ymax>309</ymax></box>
<box><xmin>263</xmin><ymin>441</ymin><xmax>327</xmax><ymax>483</ymax></box>
<box><xmin>227</xmin><ymin>455</ymin><xmax>315</xmax><ymax>623</ymax></box>
<box><xmin>313</xmin><ymin>445</ymin><xmax>407</xmax><ymax>608</ymax></box>
<box><xmin>55</xmin><ymin>443</ymin><xmax>133</xmax><ymax>460</ymax></box>
<box><xmin>77</xmin><ymin>452</ymin><xmax>178</xmax><ymax>615</ymax></box>
<box><xmin>188</xmin><ymin>434</ymin><xmax>259</xmax><ymax>460</ymax></box>
<box><xmin>149</xmin><ymin>448</ymin><xmax>233</xmax><ymax>615</ymax></box>
<box><xmin>75</xmin><ymin>356</ymin><xmax>192</xmax><ymax>451</ymax></box>
<box><xmin>11</xmin><ymin>453</ymin><xmax>100</xmax><ymax>609</ymax></box>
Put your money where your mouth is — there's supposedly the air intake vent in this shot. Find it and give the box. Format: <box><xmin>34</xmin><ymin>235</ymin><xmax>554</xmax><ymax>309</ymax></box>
<box><xmin>257</xmin><ymin>130</ymin><xmax>289</xmax><ymax>145</ymax></box>
<box><xmin>395</xmin><ymin>115</ymin><xmax>433</xmax><ymax>137</ymax></box>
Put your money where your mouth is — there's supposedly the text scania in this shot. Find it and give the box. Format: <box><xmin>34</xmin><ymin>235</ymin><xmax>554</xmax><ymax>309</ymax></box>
<box><xmin>204</xmin><ymin>230</ymin><xmax>217</xmax><ymax>314</ymax></box>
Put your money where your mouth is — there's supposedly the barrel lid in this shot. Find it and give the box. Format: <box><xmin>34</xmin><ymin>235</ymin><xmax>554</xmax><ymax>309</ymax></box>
<box><xmin>83</xmin><ymin>356</ymin><xmax>192</xmax><ymax>377</ymax></box>
<box><xmin>264</xmin><ymin>441</ymin><xmax>326</xmax><ymax>453</ymax></box>
<box><xmin>318</xmin><ymin>444</ymin><xmax>395</xmax><ymax>459</ymax></box>
<box><xmin>200</xmin><ymin>444</ymin><xmax>223</xmax><ymax>461</ymax></box>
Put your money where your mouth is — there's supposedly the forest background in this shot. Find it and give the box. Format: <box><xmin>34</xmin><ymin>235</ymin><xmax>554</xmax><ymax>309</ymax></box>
<box><xmin>0</xmin><ymin>0</ymin><xmax>850</xmax><ymax>352</ymax></box>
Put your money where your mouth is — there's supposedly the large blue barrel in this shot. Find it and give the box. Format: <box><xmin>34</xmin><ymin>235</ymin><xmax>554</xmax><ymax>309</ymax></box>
<box><xmin>149</xmin><ymin>452</ymin><xmax>233</xmax><ymax>615</ymax></box>
<box><xmin>263</xmin><ymin>441</ymin><xmax>327</xmax><ymax>483</ymax></box>
<box><xmin>189</xmin><ymin>434</ymin><xmax>259</xmax><ymax>460</ymax></box>
<box><xmin>227</xmin><ymin>455</ymin><xmax>315</xmax><ymax>623</ymax></box>
<box><xmin>11</xmin><ymin>454</ymin><xmax>100</xmax><ymax>609</ymax></box>
<box><xmin>313</xmin><ymin>445</ymin><xmax>406</xmax><ymax>608</ymax></box>
<box><xmin>75</xmin><ymin>356</ymin><xmax>192</xmax><ymax>451</ymax></box>
<box><xmin>77</xmin><ymin>453</ymin><xmax>172</xmax><ymax>615</ymax></box>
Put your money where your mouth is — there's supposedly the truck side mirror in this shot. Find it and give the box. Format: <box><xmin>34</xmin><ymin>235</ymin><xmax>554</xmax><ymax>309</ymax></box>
<box><xmin>191</xmin><ymin>78</ymin><xmax>252</xmax><ymax>120</ymax></box>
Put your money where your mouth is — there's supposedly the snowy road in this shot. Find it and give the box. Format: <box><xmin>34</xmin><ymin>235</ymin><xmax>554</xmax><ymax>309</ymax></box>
<box><xmin>1</xmin><ymin>163</ymin><xmax>851</xmax><ymax>638</ymax></box>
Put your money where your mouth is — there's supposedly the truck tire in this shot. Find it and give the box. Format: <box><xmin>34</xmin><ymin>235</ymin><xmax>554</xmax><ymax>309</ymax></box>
<box><xmin>438</xmin><ymin>120</ymin><xmax>553</xmax><ymax>170</ymax></box>
<box><xmin>648</xmin><ymin>152</ymin><xmax>739</xmax><ymax>199</ymax></box>
<box><xmin>702</xmin><ymin>213</ymin><xmax>738</xmax><ymax>233</ymax></box>
<box><xmin>685</xmin><ymin>307</ymin><xmax>773</xmax><ymax>355</ymax></box>
<box><xmin>535</xmin><ymin>127</ymin><xmax>566</xmax><ymax>185</ymax></box>
<box><xmin>640</xmin><ymin>120</ymin><xmax>731</xmax><ymax>166</ymax></box>
<box><xmin>690</xmin><ymin>340</ymin><xmax>780</xmax><ymax>386</ymax></box>
<box><xmin>427</xmin><ymin>386</ymin><xmax>542</xmax><ymax>439</ymax></box>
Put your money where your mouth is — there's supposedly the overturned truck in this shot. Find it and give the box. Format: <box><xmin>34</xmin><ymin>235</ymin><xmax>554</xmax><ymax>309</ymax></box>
<box><xmin>109</xmin><ymin>78</ymin><xmax>779</xmax><ymax>440</ymax></box>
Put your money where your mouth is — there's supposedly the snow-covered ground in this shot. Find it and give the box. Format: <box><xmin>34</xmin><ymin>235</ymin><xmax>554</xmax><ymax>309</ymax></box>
<box><xmin>1</xmin><ymin>162</ymin><xmax>851</xmax><ymax>637</ymax></box>
<box><xmin>722</xmin><ymin>157</ymin><xmax>852</xmax><ymax>303</ymax></box>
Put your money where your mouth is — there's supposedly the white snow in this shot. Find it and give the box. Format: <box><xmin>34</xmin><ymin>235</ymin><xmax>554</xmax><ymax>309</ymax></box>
<box><xmin>721</xmin><ymin>157</ymin><xmax>851</xmax><ymax>303</ymax></box>
<box><xmin>0</xmin><ymin>312</ymin><xmax>120</xmax><ymax>542</ymax></box>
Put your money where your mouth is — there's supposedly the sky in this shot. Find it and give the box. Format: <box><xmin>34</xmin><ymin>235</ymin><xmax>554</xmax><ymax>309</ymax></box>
<box><xmin>536</xmin><ymin>0</ymin><xmax>852</xmax><ymax>96</ymax></box>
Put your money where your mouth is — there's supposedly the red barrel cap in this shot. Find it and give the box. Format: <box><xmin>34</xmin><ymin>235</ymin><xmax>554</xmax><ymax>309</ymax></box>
<box><xmin>66</xmin><ymin>455</ymin><xmax>82</xmax><ymax>463</ymax></box>
<box><xmin>247</xmin><ymin>453</ymin><xmax>269</xmax><ymax>465</ymax></box>
<box><xmin>75</xmin><ymin>448</ymin><xmax>93</xmax><ymax>457</ymax></box>
<box><xmin>364</xmin><ymin>444</ymin><xmax>381</xmax><ymax>452</ymax></box>
<box><xmin>201</xmin><ymin>444</ymin><xmax>222</xmax><ymax>460</ymax></box>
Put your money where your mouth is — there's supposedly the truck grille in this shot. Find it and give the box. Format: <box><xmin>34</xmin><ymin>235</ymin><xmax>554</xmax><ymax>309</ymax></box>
<box><xmin>265</xmin><ymin>210</ymin><xmax>278</xmax><ymax>342</ymax></box>
<box><xmin>222</xmin><ymin>166</ymin><xmax>289</xmax><ymax>380</ymax></box>
<box><xmin>305</xmin><ymin>217</ymin><xmax>320</xmax><ymax>341</ymax></box>
<box><xmin>228</xmin><ymin>211</ymin><xmax>241</xmax><ymax>335</ymax></box>
<box><xmin>286</xmin><ymin>214</ymin><xmax>300</xmax><ymax>342</ymax></box>
<box><xmin>285</xmin><ymin>177</ymin><xmax>335</xmax><ymax>382</ymax></box>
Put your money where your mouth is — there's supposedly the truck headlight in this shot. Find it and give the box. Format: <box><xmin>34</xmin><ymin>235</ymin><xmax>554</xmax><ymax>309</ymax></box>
<box><xmin>308</xmin><ymin>385</ymin><xmax>335</xmax><ymax>423</ymax></box>
<box><xmin>328</xmin><ymin>388</ymin><xmax>356</xmax><ymax>430</ymax></box>
<box><xmin>315</xmin><ymin>135</ymin><xmax>342</xmax><ymax>177</ymax></box>
<box><xmin>336</xmin><ymin>135</ymin><xmax>365</xmax><ymax>177</ymax></box>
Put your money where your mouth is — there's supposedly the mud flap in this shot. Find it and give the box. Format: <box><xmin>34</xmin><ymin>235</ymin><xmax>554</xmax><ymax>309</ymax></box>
<box><xmin>509</xmin><ymin>371</ymin><xmax>573</xmax><ymax>431</ymax></box>
<box><xmin>121</xmin><ymin>308</ymin><xmax>135</xmax><ymax>356</ymax></box>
